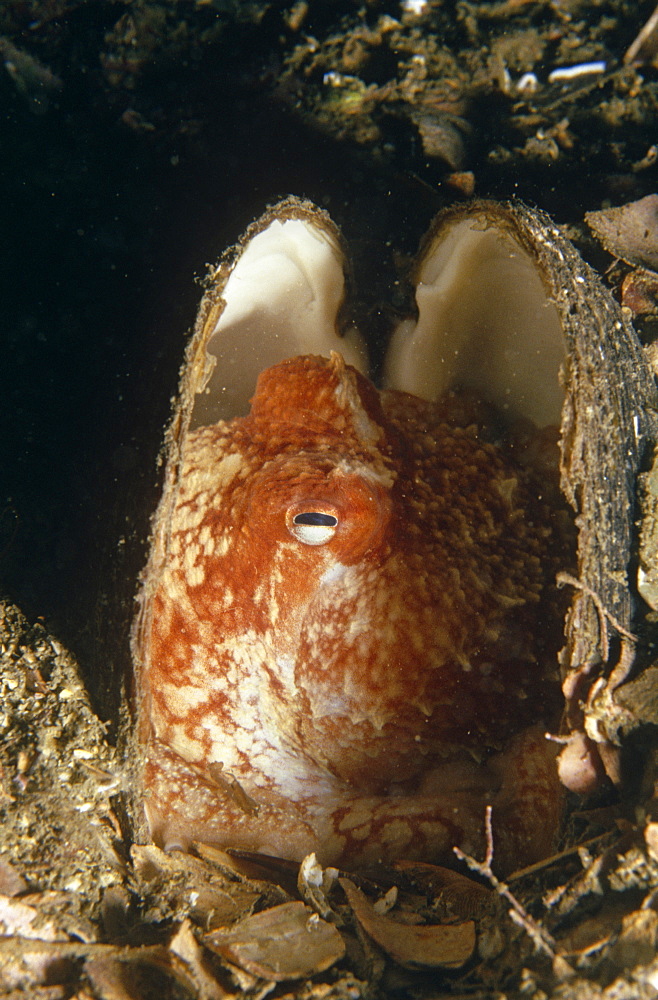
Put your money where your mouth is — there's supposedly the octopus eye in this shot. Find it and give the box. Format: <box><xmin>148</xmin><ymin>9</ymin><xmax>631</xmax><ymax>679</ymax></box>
<box><xmin>289</xmin><ymin>511</ymin><xmax>339</xmax><ymax>545</ymax></box>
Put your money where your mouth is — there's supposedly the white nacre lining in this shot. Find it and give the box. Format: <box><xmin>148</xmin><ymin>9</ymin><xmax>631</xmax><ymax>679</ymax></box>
<box><xmin>384</xmin><ymin>217</ymin><xmax>566</xmax><ymax>427</ymax></box>
<box><xmin>190</xmin><ymin>217</ymin><xmax>367</xmax><ymax>427</ymax></box>
<box><xmin>190</xmin><ymin>206</ymin><xmax>566</xmax><ymax>430</ymax></box>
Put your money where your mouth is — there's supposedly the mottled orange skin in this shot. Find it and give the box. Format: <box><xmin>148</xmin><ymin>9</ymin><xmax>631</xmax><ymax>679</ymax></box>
<box><xmin>136</xmin><ymin>354</ymin><xmax>568</xmax><ymax>872</ymax></box>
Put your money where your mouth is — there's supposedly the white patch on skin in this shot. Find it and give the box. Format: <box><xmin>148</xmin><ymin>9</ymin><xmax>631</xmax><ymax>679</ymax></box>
<box><xmin>212</xmin><ymin>450</ymin><xmax>248</xmax><ymax>489</ymax></box>
<box><xmin>247</xmin><ymin>744</ymin><xmax>341</xmax><ymax>800</ymax></box>
<box><xmin>198</xmin><ymin>524</ymin><xmax>216</xmax><ymax>558</ymax></box>
<box><xmin>200</xmin><ymin>723</ymin><xmax>257</xmax><ymax>774</ymax></box>
<box><xmin>307</xmin><ymin>688</ymin><xmax>350</xmax><ymax>719</ymax></box>
<box><xmin>159</xmin><ymin>681</ymin><xmax>210</xmax><ymax>714</ymax></box>
<box><xmin>183</xmin><ymin>543</ymin><xmax>200</xmax><ymax>572</ymax></box>
<box><xmin>161</xmin><ymin>574</ymin><xmax>197</xmax><ymax>620</ymax></box>
<box><xmin>334</xmin><ymin>377</ymin><xmax>381</xmax><ymax>451</ymax></box>
<box><xmin>275</xmin><ymin>655</ymin><xmax>296</xmax><ymax>685</ymax></box>
<box><xmin>167</xmin><ymin>723</ymin><xmax>206</xmax><ymax>764</ymax></box>
<box><xmin>259</xmin><ymin>545</ymin><xmax>301</xmax><ymax>626</ymax></box>
<box><xmin>188</xmin><ymin>646</ymin><xmax>228</xmax><ymax>690</ymax></box>
<box><xmin>196</xmin><ymin>620</ymin><xmax>216</xmax><ymax>645</ymax></box>
<box><xmin>350</xmin><ymin>824</ymin><xmax>374</xmax><ymax>842</ymax></box>
<box><xmin>183</xmin><ymin>444</ymin><xmax>246</xmax><ymax>494</ymax></box>
<box><xmin>185</xmin><ymin>561</ymin><xmax>206</xmax><ymax>588</ymax></box>
<box><xmin>215</xmin><ymin>533</ymin><xmax>232</xmax><ymax>557</ymax></box>
<box><xmin>171</xmin><ymin>499</ymin><xmax>208</xmax><ymax>533</ymax></box>
<box><xmin>334</xmin><ymin>457</ymin><xmax>394</xmax><ymax>488</ymax></box>
<box><xmin>319</xmin><ymin>561</ymin><xmax>347</xmax><ymax>587</ymax></box>
<box><xmin>226</xmin><ymin>630</ymin><xmax>269</xmax><ymax>665</ymax></box>
<box><xmin>345</xmin><ymin>614</ymin><xmax>368</xmax><ymax>639</ymax></box>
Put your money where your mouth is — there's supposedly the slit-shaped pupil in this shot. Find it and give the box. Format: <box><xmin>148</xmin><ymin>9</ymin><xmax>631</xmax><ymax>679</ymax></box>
<box><xmin>293</xmin><ymin>512</ymin><xmax>338</xmax><ymax>527</ymax></box>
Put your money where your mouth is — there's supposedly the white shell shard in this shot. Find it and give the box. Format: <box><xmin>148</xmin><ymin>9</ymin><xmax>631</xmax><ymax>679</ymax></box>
<box><xmin>383</xmin><ymin>211</ymin><xmax>566</xmax><ymax>427</ymax></box>
<box><xmin>190</xmin><ymin>210</ymin><xmax>367</xmax><ymax>428</ymax></box>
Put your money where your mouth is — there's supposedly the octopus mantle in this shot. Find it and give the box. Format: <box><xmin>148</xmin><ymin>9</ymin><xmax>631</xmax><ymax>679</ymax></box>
<box><xmin>137</xmin><ymin>353</ymin><xmax>568</xmax><ymax>872</ymax></box>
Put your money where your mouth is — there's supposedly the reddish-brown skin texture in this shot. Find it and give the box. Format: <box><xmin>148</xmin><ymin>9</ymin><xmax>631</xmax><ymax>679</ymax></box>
<box><xmin>136</xmin><ymin>354</ymin><xmax>569</xmax><ymax>872</ymax></box>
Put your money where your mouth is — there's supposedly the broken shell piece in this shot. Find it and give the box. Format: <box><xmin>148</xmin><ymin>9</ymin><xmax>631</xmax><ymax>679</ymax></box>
<box><xmin>204</xmin><ymin>901</ymin><xmax>346</xmax><ymax>980</ymax></box>
<box><xmin>339</xmin><ymin>877</ymin><xmax>475</xmax><ymax>970</ymax></box>
<box><xmin>621</xmin><ymin>267</ymin><xmax>658</xmax><ymax>316</ymax></box>
<box><xmin>585</xmin><ymin>195</ymin><xmax>658</xmax><ymax>273</ymax></box>
<box><xmin>187</xmin><ymin>197</ymin><xmax>367</xmax><ymax>427</ymax></box>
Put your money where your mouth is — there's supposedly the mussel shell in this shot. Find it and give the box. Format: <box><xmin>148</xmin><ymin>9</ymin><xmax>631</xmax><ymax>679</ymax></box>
<box><xmin>132</xmin><ymin>197</ymin><xmax>658</xmax><ymax>805</ymax></box>
<box><xmin>409</xmin><ymin>201</ymin><xmax>658</xmax><ymax>766</ymax></box>
<box><xmin>445</xmin><ymin>202</ymin><xmax>657</xmax><ymax>674</ymax></box>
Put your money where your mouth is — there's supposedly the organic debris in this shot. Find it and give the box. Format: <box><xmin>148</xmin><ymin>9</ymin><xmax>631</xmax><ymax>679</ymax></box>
<box><xmin>586</xmin><ymin>195</ymin><xmax>658</xmax><ymax>272</ymax></box>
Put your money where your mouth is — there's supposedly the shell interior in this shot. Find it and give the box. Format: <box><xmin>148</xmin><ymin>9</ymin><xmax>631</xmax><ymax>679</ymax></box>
<box><xmin>189</xmin><ymin>217</ymin><xmax>367</xmax><ymax>428</ymax></box>
<box><xmin>384</xmin><ymin>215</ymin><xmax>566</xmax><ymax>427</ymax></box>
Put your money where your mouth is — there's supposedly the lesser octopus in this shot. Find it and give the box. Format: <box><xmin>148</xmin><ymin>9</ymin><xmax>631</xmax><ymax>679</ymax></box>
<box><xmin>136</xmin><ymin>351</ymin><xmax>569</xmax><ymax>873</ymax></box>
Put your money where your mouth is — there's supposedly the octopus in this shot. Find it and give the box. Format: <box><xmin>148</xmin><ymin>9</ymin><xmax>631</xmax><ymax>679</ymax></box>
<box><xmin>136</xmin><ymin>340</ymin><xmax>572</xmax><ymax>872</ymax></box>
<box><xmin>131</xmin><ymin>198</ymin><xmax>606</xmax><ymax>874</ymax></box>
<box><xmin>129</xmin><ymin>190</ymin><xmax>658</xmax><ymax>876</ymax></box>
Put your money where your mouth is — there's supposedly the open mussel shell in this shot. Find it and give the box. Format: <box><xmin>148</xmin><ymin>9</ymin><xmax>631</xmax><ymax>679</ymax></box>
<box><xmin>385</xmin><ymin>200</ymin><xmax>658</xmax><ymax>785</ymax></box>
<box><xmin>132</xmin><ymin>196</ymin><xmax>658</xmax><ymax>808</ymax></box>
<box><xmin>387</xmin><ymin>201</ymin><xmax>657</xmax><ymax>664</ymax></box>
